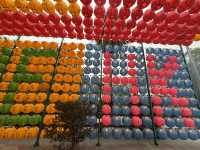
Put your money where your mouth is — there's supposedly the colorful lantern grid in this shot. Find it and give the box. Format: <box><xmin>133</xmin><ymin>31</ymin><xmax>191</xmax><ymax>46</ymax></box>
<box><xmin>146</xmin><ymin>47</ymin><xmax>200</xmax><ymax>140</ymax></box>
<box><xmin>0</xmin><ymin>0</ymin><xmax>199</xmax><ymax>45</ymax></box>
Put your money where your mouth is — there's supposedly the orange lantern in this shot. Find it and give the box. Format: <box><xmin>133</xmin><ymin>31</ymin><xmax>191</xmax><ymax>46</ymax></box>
<box><xmin>0</xmin><ymin>82</ymin><xmax>9</xmax><ymax>91</ymax></box>
<box><xmin>42</xmin><ymin>74</ymin><xmax>52</xmax><ymax>82</ymax></box>
<box><xmin>55</xmin><ymin>0</ymin><xmax>68</xmax><ymax>15</ymax></box>
<box><xmin>2</xmin><ymin>72</ymin><xmax>13</xmax><ymax>81</ymax></box>
<box><xmin>23</xmin><ymin>104</ymin><xmax>34</xmax><ymax>113</ymax></box>
<box><xmin>1</xmin><ymin>0</ymin><xmax>16</xmax><ymax>11</ymax></box>
<box><xmin>49</xmin><ymin>93</ymin><xmax>60</xmax><ymax>103</ymax></box>
<box><xmin>37</xmin><ymin>93</ymin><xmax>47</xmax><ymax>103</ymax></box>
<box><xmin>70</xmin><ymin>84</ymin><xmax>80</xmax><ymax>92</ymax></box>
<box><xmin>10</xmin><ymin>56</ymin><xmax>20</xmax><ymax>64</ymax></box>
<box><xmin>42</xmin><ymin>0</ymin><xmax>55</xmax><ymax>14</ymax></box>
<box><xmin>10</xmin><ymin>104</ymin><xmax>23</xmax><ymax>114</ymax></box>
<box><xmin>12</xmin><ymin>47</ymin><xmax>22</xmax><ymax>56</ymax></box>
<box><xmin>45</xmin><ymin>65</ymin><xmax>54</xmax><ymax>73</ymax></box>
<box><xmin>29</xmin><ymin>0</ymin><xmax>43</xmax><ymax>13</ymax></box>
<box><xmin>47</xmin><ymin>57</ymin><xmax>56</xmax><ymax>65</ymax></box>
<box><xmin>51</xmin><ymin>83</ymin><xmax>62</xmax><ymax>92</ymax></box>
<box><xmin>68</xmin><ymin>2</ymin><xmax>80</xmax><ymax>17</ymax></box>
<box><xmin>27</xmin><ymin>64</ymin><xmax>37</xmax><ymax>73</ymax></box>
<box><xmin>14</xmin><ymin>92</ymin><xmax>27</xmax><ymax>103</ymax></box>
<box><xmin>63</xmin><ymin>74</ymin><xmax>73</xmax><ymax>83</ymax></box>
<box><xmin>54</xmin><ymin>74</ymin><xmax>63</xmax><ymax>82</ymax></box>
<box><xmin>43</xmin><ymin>115</ymin><xmax>55</xmax><ymax>126</ymax></box>
<box><xmin>69</xmin><ymin>94</ymin><xmax>80</xmax><ymax>102</ymax></box>
<box><xmin>6</xmin><ymin>64</ymin><xmax>17</xmax><ymax>72</ymax></box>
<box><xmin>29</xmin><ymin>83</ymin><xmax>40</xmax><ymax>92</ymax></box>
<box><xmin>15</xmin><ymin>0</ymin><xmax>29</xmax><ymax>12</ymax></box>
<box><xmin>62</xmin><ymin>84</ymin><xmax>70</xmax><ymax>92</ymax></box>
<box><xmin>39</xmin><ymin>83</ymin><xmax>50</xmax><ymax>91</ymax></box>
<box><xmin>19</xmin><ymin>83</ymin><xmax>30</xmax><ymax>92</ymax></box>
<box><xmin>34</xmin><ymin>104</ymin><xmax>45</xmax><ymax>113</ymax></box>
<box><xmin>46</xmin><ymin>103</ymin><xmax>57</xmax><ymax>113</ymax></box>
<box><xmin>60</xmin><ymin>93</ymin><xmax>69</xmax><ymax>103</ymax></box>
<box><xmin>78</xmin><ymin>43</ymin><xmax>85</xmax><ymax>50</ymax></box>
<box><xmin>56</xmin><ymin>65</ymin><xmax>66</xmax><ymax>73</ymax></box>
<box><xmin>73</xmin><ymin>74</ymin><xmax>81</xmax><ymax>83</ymax></box>
<box><xmin>59</xmin><ymin>57</ymin><xmax>67</xmax><ymax>64</ymax></box>
<box><xmin>26</xmin><ymin>93</ymin><xmax>37</xmax><ymax>102</ymax></box>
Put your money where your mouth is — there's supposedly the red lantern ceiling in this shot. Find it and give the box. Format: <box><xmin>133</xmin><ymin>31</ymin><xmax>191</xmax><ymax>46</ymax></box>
<box><xmin>0</xmin><ymin>0</ymin><xmax>200</xmax><ymax>46</ymax></box>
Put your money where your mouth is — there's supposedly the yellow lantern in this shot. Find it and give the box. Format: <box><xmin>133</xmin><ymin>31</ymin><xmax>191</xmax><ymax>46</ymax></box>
<box><xmin>42</xmin><ymin>0</ymin><xmax>55</xmax><ymax>14</ymax></box>
<box><xmin>29</xmin><ymin>0</ymin><xmax>43</xmax><ymax>13</ymax></box>
<box><xmin>68</xmin><ymin>2</ymin><xmax>80</xmax><ymax>17</ymax></box>
<box><xmin>16</xmin><ymin>128</ymin><xmax>26</xmax><ymax>139</ymax></box>
<box><xmin>15</xmin><ymin>0</ymin><xmax>29</xmax><ymax>12</ymax></box>
<box><xmin>194</xmin><ymin>34</ymin><xmax>200</xmax><ymax>41</ymax></box>
<box><xmin>23</xmin><ymin>104</ymin><xmax>34</xmax><ymax>113</ymax></box>
<box><xmin>55</xmin><ymin>0</ymin><xmax>68</xmax><ymax>15</ymax></box>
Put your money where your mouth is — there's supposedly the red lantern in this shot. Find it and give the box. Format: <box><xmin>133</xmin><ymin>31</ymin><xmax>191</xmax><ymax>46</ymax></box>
<box><xmin>154</xmin><ymin>117</ymin><xmax>165</xmax><ymax>127</ymax></box>
<box><xmin>131</xmin><ymin>117</ymin><xmax>142</xmax><ymax>127</ymax></box>
<box><xmin>116</xmin><ymin>19</ymin><xmax>125</xmax><ymax>29</ymax></box>
<box><xmin>102</xmin><ymin>105</ymin><xmax>111</xmax><ymax>115</ymax></box>
<box><xmin>128</xmin><ymin>69</ymin><xmax>137</xmax><ymax>76</ymax></box>
<box><xmin>109</xmin><ymin>0</ymin><xmax>121</xmax><ymax>7</ymax></box>
<box><xmin>151</xmin><ymin>0</ymin><xmax>163</xmax><ymax>10</ymax></box>
<box><xmin>94</xmin><ymin>18</ymin><xmax>103</xmax><ymax>27</ymax></box>
<box><xmin>14</xmin><ymin>11</ymin><xmax>26</xmax><ymax>23</ymax></box>
<box><xmin>152</xmin><ymin>96</ymin><xmax>162</xmax><ymax>105</ymax></box>
<box><xmin>143</xmin><ymin>10</ymin><xmax>155</xmax><ymax>22</ymax></box>
<box><xmin>184</xmin><ymin>118</ymin><xmax>195</xmax><ymax>128</ymax></box>
<box><xmin>126</xmin><ymin>19</ymin><xmax>136</xmax><ymax>29</ymax></box>
<box><xmin>130</xmin><ymin>96</ymin><xmax>140</xmax><ymax>104</ymax></box>
<box><xmin>95</xmin><ymin>0</ymin><xmax>106</xmax><ymax>5</ymax></box>
<box><xmin>136</xmin><ymin>20</ymin><xmax>146</xmax><ymax>31</ymax></box>
<box><xmin>177</xmin><ymin>0</ymin><xmax>194</xmax><ymax>13</ymax></box>
<box><xmin>60</xmin><ymin>30</ymin><xmax>67</xmax><ymax>38</ymax></box>
<box><xmin>146</xmin><ymin>21</ymin><xmax>156</xmax><ymax>31</ymax></box>
<box><xmin>128</xmin><ymin>77</ymin><xmax>137</xmax><ymax>85</ymax></box>
<box><xmin>83</xmin><ymin>17</ymin><xmax>93</xmax><ymax>27</ymax></box>
<box><xmin>49</xmin><ymin>13</ymin><xmax>60</xmax><ymax>24</ymax></box>
<box><xmin>119</xmin><ymin>7</ymin><xmax>130</xmax><ymax>19</ymax></box>
<box><xmin>166</xmin><ymin>11</ymin><xmax>179</xmax><ymax>24</ymax></box>
<box><xmin>2</xmin><ymin>11</ymin><xmax>14</xmax><ymax>22</ymax></box>
<box><xmin>121</xmin><ymin>77</ymin><xmax>129</xmax><ymax>85</ymax></box>
<box><xmin>105</xmin><ymin>18</ymin><xmax>112</xmax><ymax>27</ymax></box>
<box><xmin>75</xmin><ymin>26</ymin><xmax>83</xmax><ymax>33</ymax></box>
<box><xmin>94</xmin><ymin>27</ymin><xmax>103</xmax><ymax>34</ymax></box>
<box><xmin>3</xmin><ymin>19</ymin><xmax>13</xmax><ymax>28</ymax></box>
<box><xmin>107</xmin><ymin>7</ymin><xmax>118</xmax><ymax>19</ymax></box>
<box><xmin>72</xmin><ymin>16</ymin><xmax>82</xmax><ymax>25</ymax></box>
<box><xmin>189</xmin><ymin>14</ymin><xmax>200</xmax><ymax>25</ymax></box>
<box><xmin>46</xmin><ymin>22</ymin><xmax>55</xmax><ymax>31</ymax></box>
<box><xmin>81</xmin><ymin>0</ymin><xmax>92</xmax><ymax>5</ymax></box>
<box><xmin>137</xmin><ymin>0</ymin><xmax>150</xmax><ymax>8</ymax></box>
<box><xmin>153</xmin><ymin>106</ymin><xmax>164</xmax><ymax>116</ymax></box>
<box><xmin>65</xmin><ymin>24</ymin><xmax>74</xmax><ymax>33</ymax></box>
<box><xmin>39</xmin><ymin>13</ymin><xmax>49</xmax><ymax>24</ymax></box>
<box><xmin>61</xmin><ymin>14</ymin><xmax>71</xmax><ymax>25</ymax></box>
<box><xmin>189</xmin><ymin>0</ymin><xmax>200</xmax><ymax>13</ymax></box>
<box><xmin>27</xmin><ymin>13</ymin><xmax>38</xmax><ymax>23</ymax></box>
<box><xmin>24</xmin><ymin>20</ymin><xmax>35</xmax><ymax>30</ymax></box>
<box><xmin>84</xmin><ymin>27</ymin><xmax>93</xmax><ymax>34</ymax></box>
<box><xmin>56</xmin><ymin>22</ymin><xmax>65</xmax><ymax>32</ymax></box>
<box><xmin>163</xmin><ymin>0</ymin><xmax>179</xmax><ymax>12</ymax></box>
<box><xmin>94</xmin><ymin>6</ymin><xmax>105</xmax><ymax>18</ymax></box>
<box><xmin>123</xmin><ymin>0</ymin><xmax>136</xmax><ymax>7</ymax></box>
<box><xmin>82</xmin><ymin>5</ymin><xmax>93</xmax><ymax>17</ymax></box>
<box><xmin>131</xmin><ymin>7</ymin><xmax>143</xmax><ymax>20</ymax></box>
<box><xmin>154</xmin><ymin>10</ymin><xmax>166</xmax><ymax>23</ymax></box>
<box><xmin>131</xmin><ymin>106</ymin><xmax>141</xmax><ymax>116</ymax></box>
<box><xmin>102</xmin><ymin>94</ymin><xmax>111</xmax><ymax>104</ymax></box>
<box><xmin>112</xmin><ymin>76</ymin><xmax>120</xmax><ymax>84</ymax></box>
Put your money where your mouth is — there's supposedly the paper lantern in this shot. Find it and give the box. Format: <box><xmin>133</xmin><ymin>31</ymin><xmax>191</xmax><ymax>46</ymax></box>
<box><xmin>189</xmin><ymin>0</ymin><xmax>200</xmax><ymax>13</ymax></box>
<box><xmin>55</xmin><ymin>0</ymin><xmax>68</xmax><ymax>15</ymax></box>
<box><xmin>131</xmin><ymin>7</ymin><xmax>143</xmax><ymax>20</ymax></box>
<box><xmin>184</xmin><ymin>118</ymin><xmax>195</xmax><ymax>127</ymax></box>
<box><xmin>102</xmin><ymin>95</ymin><xmax>111</xmax><ymax>104</ymax></box>
<box><xmin>163</xmin><ymin>0</ymin><xmax>179</xmax><ymax>11</ymax></box>
<box><xmin>131</xmin><ymin>106</ymin><xmax>141</xmax><ymax>116</ymax></box>
<box><xmin>181</xmin><ymin>108</ymin><xmax>192</xmax><ymax>117</ymax></box>
<box><xmin>119</xmin><ymin>7</ymin><xmax>130</xmax><ymax>19</ymax></box>
<box><xmin>153</xmin><ymin>106</ymin><xmax>164</xmax><ymax>116</ymax></box>
<box><xmin>131</xmin><ymin>116</ymin><xmax>142</xmax><ymax>127</ymax></box>
<box><xmin>95</xmin><ymin>0</ymin><xmax>106</xmax><ymax>5</ymax></box>
<box><xmin>102</xmin><ymin>85</ymin><xmax>112</xmax><ymax>94</ymax></box>
<box><xmin>121</xmin><ymin>77</ymin><xmax>128</xmax><ymax>84</ymax></box>
<box><xmin>154</xmin><ymin>10</ymin><xmax>166</xmax><ymax>23</ymax></box>
<box><xmin>152</xmin><ymin>96</ymin><xmax>162</xmax><ymax>105</ymax></box>
<box><xmin>123</xmin><ymin>0</ymin><xmax>136</xmax><ymax>7</ymax></box>
<box><xmin>112</xmin><ymin>77</ymin><xmax>120</xmax><ymax>84</ymax></box>
<box><xmin>94</xmin><ymin>6</ymin><xmax>105</xmax><ymax>18</ymax></box>
<box><xmin>102</xmin><ymin>105</ymin><xmax>111</xmax><ymax>115</ymax></box>
<box><xmin>81</xmin><ymin>0</ymin><xmax>92</xmax><ymax>5</ymax></box>
<box><xmin>151</xmin><ymin>0</ymin><xmax>163</xmax><ymax>10</ymax></box>
<box><xmin>130</xmin><ymin>86</ymin><xmax>138</xmax><ymax>94</ymax></box>
<box><xmin>102</xmin><ymin>115</ymin><xmax>111</xmax><ymax>126</ymax></box>
<box><xmin>68</xmin><ymin>2</ymin><xmax>80</xmax><ymax>17</ymax></box>
<box><xmin>177</xmin><ymin>0</ymin><xmax>194</xmax><ymax>13</ymax></box>
<box><xmin>151</xmin><ymin>87</ymin><xmax>160</xmax><ymax>94</ymax></box>
<box><xmin>143</xmin><ymin>10</ymin><xmax>155</xmax><ymax>22</ymax></box>
<box><xmin>154</xmin><ymin>116</ymin><xmax>165</xmax><ymax>127</ymax></box>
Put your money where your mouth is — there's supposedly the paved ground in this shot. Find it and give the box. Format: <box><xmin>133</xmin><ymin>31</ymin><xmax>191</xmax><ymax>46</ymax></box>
<box><xmin>0</xmin><ymin>139</ymin><xmax>200</xmax><ymax>150</ymax></box>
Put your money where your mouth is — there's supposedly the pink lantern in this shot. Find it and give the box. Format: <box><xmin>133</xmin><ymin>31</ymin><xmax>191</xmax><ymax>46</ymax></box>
<box><xmin>103</xmin><ymin>67</ymin><xmax>112</xmax><ymax>74</ymax></box>
<box><xmin>121</xmin><ymin>77</ymin><xmax>129</xmax><ymax>85</ymax></box>
<box><xmin>128</xmin><ymin>54</ymin><xmax>136</xmax><ymax>60</ymax></box>
<box><xmin>112</xmin><ymin>77</ymin><xmax>120</xmax><ymax>84</ymax></box>
<box><xmin>154</xmin><ymin>117</ymin><xmax>165</xmax><ymax>127</ymax></box>
<box><xmin>181</xmin><ymin>108</ymin><xmax>192</xmax><ymax>117</ymax></box>
<box><xmin>102</xmin><ymin>85</ymin><xmax>112</xmax><ymax>94</ymax></box>
<box><xmin>102</xmin><ymin>115</ymin><xmax>111</xmax><ymax>126</ymax></box>
<box><xmin>183</xmin><ymin>118</ymin><xmax>195</xmax><ymax>128</ymax></box>
<box><xmin>130</xmin><ymin>96</ymin><xmax>140</xmax><ymax>105</ymax></box>
<box><xmin>152</xmin><ymin>96</ymin><xmax>162</xmax><ymax>105</ymax></box>
<box><xmin>153</xmin><ymin>106</ymin><xmax>164</xmax><ymax>116</ymax></box>
<box><xmin>102</xmin><ymin>95</ymin><xmax>111</xmax><ymax>104</ymax></box>
<box><xmin>128</xmin><ymin>61</ymin><xmax>136</xmax><ymax>68</ymax></box>
<box><xmin>130</xmin><ymin>86</ymin><xmax>138</xmax><ymax>94</ymax></box>
<box><xmin>102</xmin><ymin>105</ymin><xmax>111</xmax><ymax>115</ymax></box>
<box><xmin>131</xmin><ymin>106</ymin><xmax>141</xmax><ymax>116</ymax></box>
<box><xmin>179</xmin><ymin>98</ymin><xmax>189</xmax><ymax>107</ymax></box>
<box><xmin>128</xmin><ymin>69</ymin><xmax>137</xmax><ymax>76</ymax></box>
<box><xmin>131</xmin><ymin>116</ymin><xmax>142</xmax><ymax>127</ymax></box>
<box><xmin>151</xmin><ymin>87</ymin><xmax>160</xmax><ymax>94</ymax></box>
<box><xmin>104</xmin><ymin>52</ymin><xmax>112</xmax><ymax>58</ymax></box>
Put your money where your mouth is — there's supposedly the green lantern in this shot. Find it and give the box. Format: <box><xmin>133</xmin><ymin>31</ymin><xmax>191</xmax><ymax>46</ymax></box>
<box><xmin>18</xmin><ymin>115</ymin><xmax>29</xmax><ymax>126</ymax></box>
<box><xmin>32</xmin><ymin>74</ymin><xmax>42</xmax><ymax>82</ymax></box>
<box><xmin>23</xmin><ymin>74</ymin><xmax>33</xmax><ymax>82</ymax></box>
<box><xmin>0</xmin><ymin>55</ymin><xmax>9</xmax><ymax>64</ymax></box>
<box><xmin>13</xmin><ymin>73</ymin><xmax>23</xmax><ymax>82</ymax></box>
<box><xmin>20</xmin><ymin>56</ymin><xmax>29</xmax><ymax>64</ymax></box>
<box><xmin>4</xmin><ymin>93</ymin><xmax>15</xmax><ymax>103</ymax></box>
<box><xmin>0</xmin><ymin>63</ymin><xmax>5</xmax><ymax>73</ymax></box>
<box><xmin>1</xmin><ymin>104</ymin><xmax>11</xmax><ymax>114</ymax></box>
<box><xmin>0</xmin><ymin>115</ymin><xmax>5</xmax><ymax>126</ymax></box>
<box><xmin>23</xmin><ymin>48</ymin><xmax>33</xmax><ymax>56</ymax></box>
<box><xmin>8</xmin><ymin>82</ymin><xmax>19</xmax><ymax>91</ymax></box>
<box><xmin>16</xmin><ymin>64</ymin><xmax>27</xmax><ymax>73</ymax></box>
<box><xmin>2</xmin><ymin>47</ymin><xmax>12</xmax><ymax>56</ymax></box>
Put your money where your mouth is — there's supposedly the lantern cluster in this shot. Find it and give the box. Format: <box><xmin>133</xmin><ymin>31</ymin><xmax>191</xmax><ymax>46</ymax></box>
<box><xmin>146</xmin><ymin>47</ymin><xmax>200</xmax><ymax>140</ymax></box>
<box><xmin>0</xmin><ymin>0</ymin><xmax>200</xmax><ymax>45</ymax></box>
